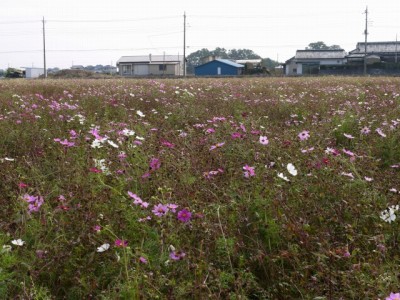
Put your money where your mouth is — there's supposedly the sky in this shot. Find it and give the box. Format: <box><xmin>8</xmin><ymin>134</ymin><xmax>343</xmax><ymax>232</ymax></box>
<box><xmin>1</xmin><ymin>0</ymin><xmax>400</xmax><ymax>70</ymax></box>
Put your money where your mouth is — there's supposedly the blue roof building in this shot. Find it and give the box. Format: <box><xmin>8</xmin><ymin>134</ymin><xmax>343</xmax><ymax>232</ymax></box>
<box><xmin>195</xmin><ymin>59</ymin><xmax>244</xmax><ymax>76</ymax></box>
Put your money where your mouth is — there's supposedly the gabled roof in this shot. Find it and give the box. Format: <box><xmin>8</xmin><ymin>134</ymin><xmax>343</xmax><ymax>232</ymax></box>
<box><xmin>295</xmin><ymin>49</ymin><xmax>346</xmax><ymax>60</ymax></box>
<box><xmin>214</xmin><ymin>59</ymin><xmax>244</xmax><ymax>68</ymax></box>
<box><xmin>350</xmin><ymin>42</ymin><xmax>400</xmax><ymax>54</ymax></box>
<box><xmin>195</xmin><ymin>59</ymin><xmax>245</xmax><ymax>69</ymax></box>
<box><xmin>117</xmin><ymin>55</ymin><xmax>182</xmax><ymax>64</ymax></box>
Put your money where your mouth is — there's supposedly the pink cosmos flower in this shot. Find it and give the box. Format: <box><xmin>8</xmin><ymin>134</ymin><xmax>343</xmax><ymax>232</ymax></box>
<box><xmin>167</xmin><ymin>203</ymin><xmax>179</xmax><ymax>213</ymax></box>
<box><xmin>18</xmin><ymin>182</ymin><xmax>28</xmax><ymax>189</ymax></box>
<box><xmin>177</xmin><ymin>209</ymin><xmax>192</xmax><ymax>222</ymax></box>
<box><xmin>342</xmin><ymin>148</ymin><xmax>355</xmax><ymax>157</ymax></box>
<box><xmin>209</xmin><ymin>142</ymin><xmax>225</xmax><ymax>151</ymax></box>
<box><xmin>161</xmin><ymin>140</ymin><xmax>175</xmax><ymax>148</ymax></box>
<box><xmin>23</xmin><ymin>194</ymin><xmax>44</xmax><ymax>213</ymax></box>
<box><xmin>128</xmin><ymin>192</ymin><xmax>149</xmax><ymax>208</ymax></box>
<box><xmin>243</xmin><ymin>165</ymin><xmax>256</xmax><ymax>178</ymax></box>
<box><xmin>93</xmin><ymin>225</ymin><xmax>101</xmax><ymax>232</ymax></box>
<box><xmin>169</xmin><ymin>251</ymin><xmax>186</xmax><ymax>261</ymax></box>
<box><xmin>259</xmin><ymin>136</ymin><xmax>269</xmax><ymax>145</ymax></box>
<box><xmin>149</xmin><ymin>158</ymin><xmax>161</xmax><ymax>170</ymax></box>
<box><xmin>152</xmin><ymin>204</ymin><xmax>169</xmax><ymax>217</ymax></box>
<box><xmin>343</xmin><ymin>133</ymin><xmax>355</xmax><ymax>139</ymax></box>
<box><xmin>139</xmin><ymin>256</ymin><xmax>148</xmax><ymax>264</ymax></box>
<box><xmin>298</xmin><ymin>130</ymin><xmax>310</xmax><ymax>141</ymax></box>
<box><xmin>386</xmin><ymin>292</ymin><xmax>400</xmax><ymax>300</ymax></box>
<box><xmin>360</xmin><ymin>126</ymin><xmax>371</xmax><ymax>134</ymax></box>
<box><xmin>205</xmin><ymin>128</ymin><xmax>215</xmax><ymax>134</ymax></box>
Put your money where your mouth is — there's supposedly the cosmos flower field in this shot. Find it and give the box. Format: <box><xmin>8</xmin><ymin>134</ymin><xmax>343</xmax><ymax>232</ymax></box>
<box><xmin>0</xmin><ymin>77</ymin><xmax>399</xmax><ymax>299</ymax></box>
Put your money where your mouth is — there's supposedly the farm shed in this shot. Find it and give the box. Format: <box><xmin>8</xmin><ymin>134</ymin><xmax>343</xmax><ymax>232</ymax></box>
<box><xmin>347</xmin><ymin>41</ymin><xmax>400</xmax><ymax>63</ymax></box>
<box><xmin>284</xmin><ymin>50</ymin><xmax>347</xmax><ymax>75</ymax></box>
<box><xmin>24</xmin><ymin>67</ymin><xmax>45</xmax><ymax>78</ymax></box>
<box><xmin>194</xmin><ymin>59</ymin><xmax>244</xmax><ymax>76</ymax></box>
<box><xmin>117</xmin><ymin>54</ymin><xmax>184</xmax><ymax>76</ymax></box>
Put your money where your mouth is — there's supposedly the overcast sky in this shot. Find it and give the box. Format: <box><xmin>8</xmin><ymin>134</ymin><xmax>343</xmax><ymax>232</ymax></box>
<box><xmin>1</xmin><ymin>0</ymin><xmax>399</xmax><ymax>70</ymax></box>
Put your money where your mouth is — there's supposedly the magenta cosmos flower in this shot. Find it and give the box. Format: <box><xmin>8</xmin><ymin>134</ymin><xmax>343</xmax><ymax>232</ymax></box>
<box><xmin>177</xmin><ymin>209</ymin><xmax>192</xmax><ymax>222</ymax></box>
<box><xmin>298</xmin><ymin>130</ymin><xmax>310</xmax><ymax>141</ymax></box>
<box><xmin>115</xmin><ymin>239</ymin><xmax>128</xmax><ymax>248</ymax></box>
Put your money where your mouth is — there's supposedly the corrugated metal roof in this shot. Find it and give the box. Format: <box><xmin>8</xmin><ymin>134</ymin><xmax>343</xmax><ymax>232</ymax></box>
<box><xmin>235</xmin><ymin>59</ymin><xmax>262</xmax><ymax>64</ymax></box>
<box><xmin>215</xmin><ymin>59</ymin><xmax>244</xmax><ymax>68</ymax></box>
<box><xmin>351</xmin><ymin>42</ymin><xmax>400</xmax><ymax>53</ymax></box>
<box><xmin>295</xmin><ymin>50</ymin><xmax>346</xmax><ymax>59</ymax></box>
<box><xmin>117</xmin><ymin>55</ymin><xmax>182</xmax><ymax>64</ymax></box>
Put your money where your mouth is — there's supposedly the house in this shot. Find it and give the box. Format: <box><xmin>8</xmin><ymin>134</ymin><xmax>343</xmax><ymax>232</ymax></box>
<box><xmin>285</xmin><ymin>50</ymin><xmax>347</xmax><ymax>75</ymax></box>
<box><xmin>24</xmin><ymin>67</ymin><xmax>45</xmax><ymax>79</ymax></box>
<box><xmin>116</xmin><ymin>54</ymin><xmax>184</xmax><ymax>76</ymax></box>
<box><xmin>194</xmin><ymin>59</ymin><xmax>244</xmax><ymax>76</ymax></box>
<box><xmin>71</xmin><ymin>65</ymin><xmax>85</xmax><ymax>70</ymax></box>
<box><xmin>347</xmin><ymin>41</ymin><xmax>400</xmax><ymax>64</ymax></box>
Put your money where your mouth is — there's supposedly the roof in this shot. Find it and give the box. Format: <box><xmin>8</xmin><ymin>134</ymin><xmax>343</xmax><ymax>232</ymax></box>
<box><xmin>350</xmin><ymin>42</ymin><xmax>400</xmax><ymax>54</ymax></box>
<box><xmin>235</xmin><ymin>59</ymin><xmax>262</xmax><ymax>64</ymax></box>
<box><xmin>295</xmin><ymin>50</ymin><xmax>346</xmax><ymax>60</ymax></box>
<box><xmin>117</xmin><ymin>55</ymin><xmax>182</xmax><ymax>64</ymax></box>
<box><xmin>214</xmin><ymin>59</ymin><xmax>244</xmax><ymax>68</ymax></box>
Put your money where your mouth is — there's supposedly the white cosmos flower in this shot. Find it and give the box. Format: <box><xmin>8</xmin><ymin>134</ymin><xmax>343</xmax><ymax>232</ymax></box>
<box><xmin>380</xmin><ymin>205</ymin><xmax>399</xmax><ymax>223</ymax></box>
<box><xmin>287</xmin><ymin>163</ymin><xmax>298</xmax><ymax>176</ymax></box>
<box><xmin>122</xmin><ymin>129</ymin><xmax>135</xmax><ymax>136</ymax></box>
<box><xmin>107</xmin><ymin>140</ymin><xmax>119</xmax><ymax>148</ymax></box>
<box><xmin>277</xmin><ymin>173</ymin><xmax>290</xmax><ymax>182</ymax></box>
<box><xmin>136</xmin><ymin>110</ymin><xmax>145</xmax><ymax>117</ymax></box>
<box><xmin>11</xmin><ymin>239</ymin><xmax>25</xmax><ymax>246</ymax></box>
<box><xmin>96</xmin><ymin>243</ymin><xmax>110</xmax><ymax>253</ymax></box>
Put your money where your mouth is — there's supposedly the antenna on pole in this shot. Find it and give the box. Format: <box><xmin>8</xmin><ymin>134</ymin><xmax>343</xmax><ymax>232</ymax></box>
<box><xmin>363</xmin><ymin>7</ymin><xmax>368</xmax><ymax>75</ymax></box>
<box><xmin>183</xmin><ymin>12</ymin><xmax>186</xmax><ymax>77</ymax></box>
<box><xmin>42</xmin><ymin>17</ymin><xmax>47</xmax><ymax>78</ymax></box>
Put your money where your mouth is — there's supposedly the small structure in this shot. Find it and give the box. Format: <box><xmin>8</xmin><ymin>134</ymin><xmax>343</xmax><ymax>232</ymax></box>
<box><xmin>284</xmin><ymin>49</ymin><xmax>347</xmax><ymax>75</ymax></box>
<box><xmin>24</xmin><ymin>67</ymin><xmax>45</xmax><ymax>78</ymax></box>
<box><xmin>116</xmin><ymin>54</ymin><xmax>184</xmax><ymax>76</ymax></box>
<box><xmin>194</xmin><ymin>59</ymin><xmax>244</xmax><ymax>76</ymax></box>
<box><xmin>71</xmin><ymin>65</ymin><xmax>85</xmax><ymax>70</ymax></box>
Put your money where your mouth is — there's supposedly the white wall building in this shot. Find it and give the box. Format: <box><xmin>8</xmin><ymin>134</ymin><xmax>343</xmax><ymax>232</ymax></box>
<box><xmin>285</xmin><ymin>50</ymin><xmax>347</xmax><ymax>75</ymax></box>
<box><xmin>24</xmin><ymin>67</ymin><xmax>45</xmax><ymax>78</ymax></box>
<box><xmin>117</xmin><ymin>54</ymin><xmax>184</xmax><ymax>76</ymax></box>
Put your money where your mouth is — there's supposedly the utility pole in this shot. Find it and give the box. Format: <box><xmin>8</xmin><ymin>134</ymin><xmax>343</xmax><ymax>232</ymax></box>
<box><xmin>183</xmin><ymin>12</ymin><xmax>186</xmax><ymax>77</ymax></box>
<box><xmin>396</xmin><ymin>34</ymin><xmax>398</xmax><ymax>64</ymax></box>
<box><xmin>42</xmin><ymin>17</ymin><xmax>47</xmax><ymax>78</ymax></box>
<box><xmin>363</xmin><ymin>7</ymin><xmax>368</xmax><ymax>76</ymax></box>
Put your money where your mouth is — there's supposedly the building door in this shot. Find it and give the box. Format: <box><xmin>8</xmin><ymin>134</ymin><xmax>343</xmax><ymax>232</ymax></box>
<box><xmin>217</xmin><ymin>67</ymin><xmax>221</xmax><ymax>75</ymax></box>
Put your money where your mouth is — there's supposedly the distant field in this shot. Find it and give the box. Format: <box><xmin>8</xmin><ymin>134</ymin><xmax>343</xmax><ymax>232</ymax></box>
<box><xmin>0</xmin><ymin>77</ymin><xmax>399</xmax><ymax>299</ymax></box>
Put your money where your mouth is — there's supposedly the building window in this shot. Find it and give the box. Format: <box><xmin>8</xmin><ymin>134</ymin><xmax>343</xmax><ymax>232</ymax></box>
<box><xmin>159</xmin><ymin>64</ymin><xmax>167</xmax><ymax>71</ymax></box>
<box><xmin>122</xmin><ymin>65</ymin><xmax>132</xmax><ymax>75</ymax></box>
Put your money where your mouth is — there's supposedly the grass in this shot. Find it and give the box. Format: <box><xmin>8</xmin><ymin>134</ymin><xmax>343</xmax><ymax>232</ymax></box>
<box><xmin>0</xmin><ymin>77</ymin><xmax>399</xmax><ymax>299</ymax></box>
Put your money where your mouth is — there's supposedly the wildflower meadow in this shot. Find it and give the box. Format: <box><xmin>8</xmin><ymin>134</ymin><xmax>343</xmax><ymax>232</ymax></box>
<box><xmin>0</xmin><ymin>77</ymin><xmax>399</xmax><ymax>299</ymax></box>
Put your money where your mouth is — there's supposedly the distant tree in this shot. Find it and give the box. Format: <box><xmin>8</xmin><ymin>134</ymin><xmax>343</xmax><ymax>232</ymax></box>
<box><xmin>228</xmin><ymin>49</ymin><xmax>261</xmax><ymax>60</ymax></box>
<box><xmin>5</xmin><ymin>68</ymin><xmax>23</xmax><ymax>78</ymax></box>
<box><xmin>0</xmin><ymin>69</ymin><xmax>4</xmax><ymax>77</ymax></box>
<box><xmin>262</xmin><ymin>58</ymin><xmax>279</xmax><ymax>69</ymax></box>
<box><xmin>307</xmin><ymin>41</ymin><xmax>342</xmax><ymax>50</ymax></box>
